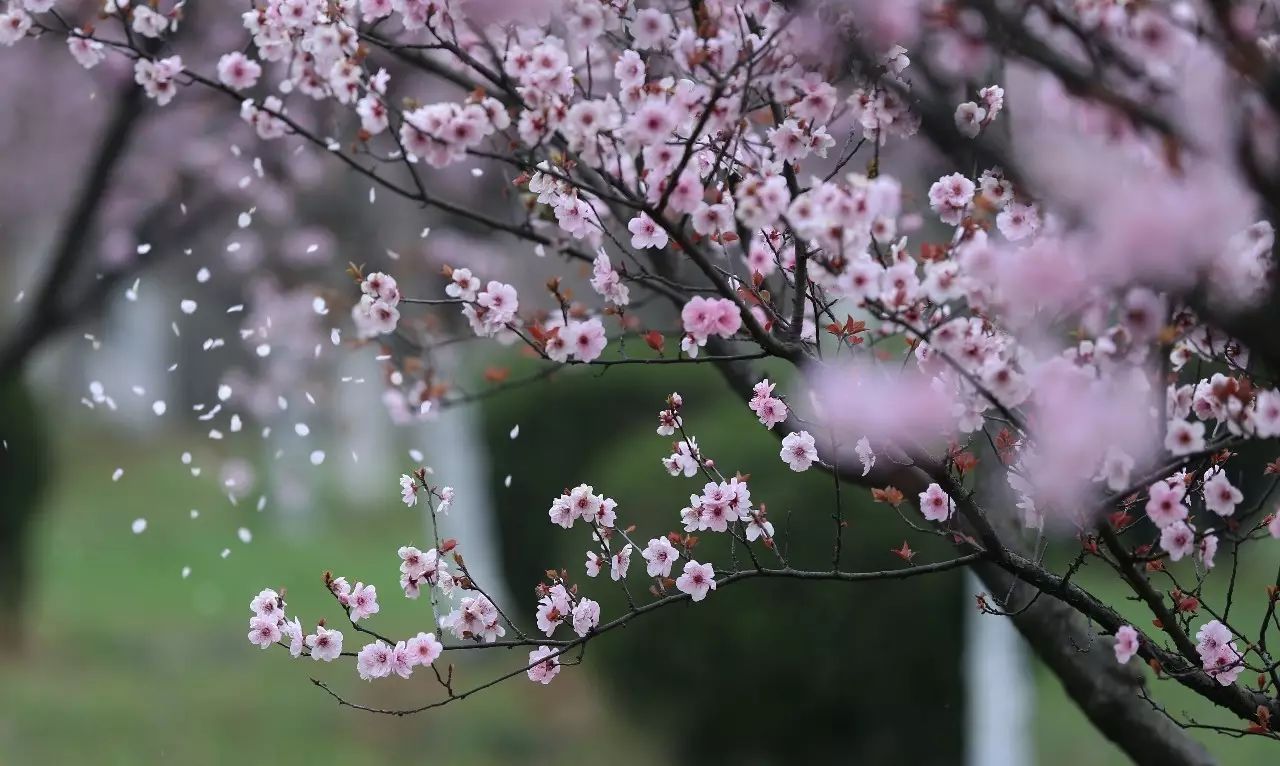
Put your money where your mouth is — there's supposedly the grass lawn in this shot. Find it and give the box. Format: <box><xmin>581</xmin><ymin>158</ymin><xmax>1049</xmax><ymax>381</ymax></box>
<box><xmin>0</xmin><ymin>428</ymin><xmax>656</xmax><ymax>765</ymax></box>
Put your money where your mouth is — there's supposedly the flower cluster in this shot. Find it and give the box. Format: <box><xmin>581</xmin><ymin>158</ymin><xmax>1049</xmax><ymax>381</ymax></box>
<box><xmin>748</xmin><ymin>379</ymin><xmax>788</xmax><ymax>429</ymax></box>
<box><xmin>247</xmin><ymin>588</ymin><xmax>342</xmax><ymax>662</ymax></box>
<box><xmin>397</xmin><ymin>545</ymin><xmax>454</xmax><ymax>599</ymax></box>
<box><xmin>352</xmin><ymin>272</ymin><xmax>401</xmax><ymax>339</ymax></box>
<box><xmin>1196</xmin><ymin>620</ymin><xmax>1245</xmax><ymax>687</ymax></box>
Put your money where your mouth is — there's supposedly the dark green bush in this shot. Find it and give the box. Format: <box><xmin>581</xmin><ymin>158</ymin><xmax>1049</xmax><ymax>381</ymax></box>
<box><xmin>480</xmin><ymin>360</ymin><xmax>965</xmax><ymax>765</ymax></box>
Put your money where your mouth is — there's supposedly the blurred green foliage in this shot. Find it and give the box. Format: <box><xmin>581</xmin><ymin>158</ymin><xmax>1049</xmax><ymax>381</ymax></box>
<box><xmin>0</xmin><ymin>373</ymin><xmax>49</xmax><ymax>646</ymax></box>
<box><xmin>481</xmin><ymin>360</ymin><xmax>966</xmax><ymax>765</ymax></box>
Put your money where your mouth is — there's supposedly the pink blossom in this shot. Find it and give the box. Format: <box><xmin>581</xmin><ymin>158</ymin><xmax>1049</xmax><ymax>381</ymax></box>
<box><xmin>282</xmin><ymin>617</ymin><xmax>304</xmax><ymax>657</ymax></box>
<box><xmin>250</xmin><ymin>588</ymin><xmax>283</xmax><ymax>622</ymax></box>
<box><xmin>1199</xmin><ymin>533</ymin><xmax>1219</xmax><ymax>570</ymax></box>
<box><xmin>919</xmin><ymin>483</ymin><xmax>955</xmax><ymax>522</ymax></box>
<box><xmin>996</xmin><ymin>202</ymin><xmax>1039</xmax><ymax>242</ymax></box>
<box><xmin>527</xmin><ymin>646</ymin><xmax>561</xmax><ymax>684</ymax></box>
<box><xmin>749</xmin><ymin>378</ymin><xmax>789</xmax><ymax>429</ymax></box>
<box><xmin>389</xmin><ymin>641</ymin><xmax>414</xmax><ymax>678</ymax></box>
<box><xmin>780</xmin><ymin>431</ymin><xmax>818</xmax><ymax>472</ymax></box>
<box><xmin>642</xmin><ymin>537</ymin><xmax>678</xmax><ymax>578</ymax></box>
<box><xmin>628</xmin><ymin>213</ymin><xmax>669</xmax><ymax>249</ymax></box>
<box><xmin>1164</xmin><ymin>419</ymin><xmax>1205</xmax><ymax>456</ymax></box>
<box><xmin>217</xmin><ymin>52</ymin><xmax>262</xmax><ymax>91</ymax></box>
<box><xmin>349</xmin><ymin>582</ymin><xmax>380</xmax><ymax>621</ymax></box>
<box><xmin>1202</xmin><ymin>469</ymin><xmax>1242</xmax><ymax>516</ymax></box>
<box><xmin>563</xmin><ymin>318</ymin><xmax>608</xmax><ymax>363</ymax></box>
<box><xmin>356</xmin><ymin>640</ymin><xmax>394</xmax><ymax>680</ymax></box>
<box><xmin>928</xmin><ymin>173</ymin><xmax>975</xmax><ymax>225</ymax></box>
<box><xmin>1159</xmin><ymin>521</ymin><xmax>1195</xmax><ymax>562</ymax></box>
<box><xmin>399</xmin><ymin>475</ymin><xmax>419</xmax><ymax>507</ymax></box>
<box><xmin>406</xmin><ymin>632</ymin><xmax>443</xmax><ymax>667</ymax></box>
<box><xmin>536</xmin><ymin>584</ymin><xmax>571</xmax><ymax>636</ymax></box>
<box><xmin>954</xmin><ymin>102</ymin><xmax>986</xmax><ymax>138</ymax></box>
<box><xmin>1114</xmin><ymin>625</ymin><xmax>1140</xmax><ymax>664</ymax></box>
<box><xmin>610</xmin><ymin>543</ymin><xmax>633</xmax><ymax>581</ymax></box>
<box><xmin>248</xmin><ymin>616</ymin><xmax>281</xmax><ymax>649</ymax></box>
<box><xmin>681</xmin><ymin>296</ymin><xmax>741</xmax><ymax>343</ymax></box>
<box><xmin>571</xmin><ymin>598</ymin><xmax>601</xmax><ymax>637</ymax></box>
<box><xmin>305</xmin><ymin>626</ymin><xmax>343</xmax><ymax>661</ymax></box>
<box><xmin>1145</xmin><ymin>480</ymin><xmax>1187</xmax><ymax>528</ymax></box>
<box><xmin>675</xmin><ymin>560</ymin><xmax>717</xmax><ymax>602</ymax></box>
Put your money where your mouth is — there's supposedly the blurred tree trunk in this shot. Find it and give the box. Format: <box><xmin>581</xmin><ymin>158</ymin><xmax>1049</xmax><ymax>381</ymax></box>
<box><xmin>0</xmin><ymin>373</ymin><xmax>48</xmax><ymax>650</ymax></box>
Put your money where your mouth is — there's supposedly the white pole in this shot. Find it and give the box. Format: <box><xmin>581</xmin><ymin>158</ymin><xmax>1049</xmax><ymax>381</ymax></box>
<box><xmin>965</xmin><ymin>571</ymin><xmax>1034</xmax><ymax>766</ymax></box>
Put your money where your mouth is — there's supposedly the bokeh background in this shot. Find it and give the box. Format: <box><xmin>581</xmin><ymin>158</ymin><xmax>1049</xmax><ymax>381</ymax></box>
<box><xmin>1</xmin><ymin>7</ymin><xmax>1277</xmax><ymax>764</ymax></box>
<box><xmin>3</xmin><ymin>357</ymin><xmax>1278</xmax><ymax>765</ymax></box>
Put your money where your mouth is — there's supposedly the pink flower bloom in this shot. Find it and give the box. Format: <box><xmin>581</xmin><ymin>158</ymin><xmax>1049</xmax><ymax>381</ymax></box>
<box><xmin>675</xmin><ymin>560</ymin><xmax>717</xmax><ymax>602</ymax></box>
<box><xmin>1196</xmin><ymin>619</ymin><xmax>1232</xmax><ymax>659</ymax></box>
<box><xmin>610</xmin><ymin>543</ymin><xmax>633</xmax><ymax>581</ymax></box>
<box><xmin>749</xmin><ymin>378</ymin><xmax>789</xmax><ymax>429</ymax></box>
<box><xmin>305</xmin><ymin>626</ymin><xmax>343</xmax><ymax>661</ymax></box>
<box><xmin>585</xmin><ymin>550</ymin><xmax>604</xmax><ymax>577</ymax></box>
<box><xmin>630</xmin><ymin>7</ymin><xmax>673</xmax><ymax>49</ymax></box>
<box><xmin>349</xmin><ymin>582</ymin><xmax>380</xmax><ymax>621</ymax></box>
<box><xmin>1204</xmin><ymin>644</ymin><xmax>1245</xmax><ymax>686</ymax></box>
<box><xmin>217</xmin><ymin>52</ymin><xmax>262</xmax><ymax>91</ymax></box>
<box><xmin>1145</xmin><ymin>480</ymin><xmax>1187</xmax><ymax>528</ymax></box>
<box><xmin>1164</xmin><ymin>419</ymin><xmax>1205</xmax><ymax>456</ymax></box>
<box><xmin>590</xmin><ymin>251</ymin><xmax>630</xmax><ymax>306</ymax></box>
<box><xmin>1114</xmin><ymin>625</ymin><xmax>1140</xmax><ymax>664</ymax></box>
<box><xmin>1199</xmin><ymin>533</ymin><xmax>1219</xmax><ymax>570</ymax></box>
<box><xmin>642</xmin><ymin>537</ymin><xmax>678</xmax><ymax>578</ymax></box>
<box><xmin>1202</xmin><ymin>469</ymin><xmax>1242</xmax><ymax>516</ymax></box>
<box><xmin>250</xmin><ymin>588</ymin><xmax>283</xmax><ymax>621</ymax></box>
<box><xmin>1253</xmin><ymin>389</ymin><xmax>1280</xmax><ymax>437</ymax></box>
<box><xmin>357</xmin><ymin>640</ymin><xmax>394</xmax><ymax>680</ymax></box>
<box><xmin>681</xmin><ymin>297</ymin><xmax>741</xmax><ymax>342</ymax></box>
<box><xmin>928</xmin><ymin>173</ymin><xmax>975</xmax><ymax>225</ymax></box>
<box><xmin>440</xmin><ymin>595</ymin><xmax>506</xmax><ymax>643</ymax></box>
<box><xmin>476</xmin><ymin>281</ymin><xmax>519</xmax><ymax>324</ymax></box>
<box><xmin>996</xmin><ymin>202</ymin><xmax>1039</xmax><ymax>242</ymax></box>
<box><xmin>571</xmin><ymin>598</ymin><xmax>600</xmax><ymax>637</ymax></box>
<box><xmin>67</xmin><ymin>31</ymin><xmax>105</xmax><ymax>69</ymax></box>
<box><xmin>954</xmin><ymin>102</ymin><xmax>986</xmax><ymax>138</ymax></box>
<box><xmin>0</xmin><ymin>9</ymin><xmax>31</xmax><ymax>46</ymax></box>
<box><xmin>628</xmin><ymin>213</ymin><xmax>668</xmax><ymax>249</ymax></box>
<box><xmin>527</xmin><ymin>646</ymin><xmax>561</xmax><ymax>684</ymax></box>
<box><xmin>248</xmin><ymin>616</ymin><xmax>281</xmax><ymax>649</ymax></box>
<box><xmin>780</xmin><ymin>431</ymin><xmax>818</xmax><ymax>472</ymax></box>
<box><xmin>1159</xmin><ymin>521</ymin><xmax>1196</xmax><ymax>562</ymax></box>
<box><xmin>536</xmin><ymin>584</ymin><xmax>571</xmax><ymax>636</ymax></box>
<box><xmin>855</xmin><ymin>437</ymin><xmax>876</xmax><ymax>477</ymax></box>
<box><xmin>563</xmin><ymin>318</ymin><xmax>608</xmax><ymax>363</ymax></box>
<box><xmin>406</xmin><ymin>632</ymin><xmax>443</xmax><ymax>667</ymax></box>
<box><xmin>399</xmin><ymin>474</ymin><xmax>419</xmax><ymax>507</ymax></box>
<box><xmin>919</xmin><ymin>483</ymin><xmax>955</xmax><ymax>522</ymax></box>
<box><xmin>1094</xmin><ymin>447</ymin><xmax>1135</xmax><ymax>492</ymax></box>
<box><xmin>389</xmin><ymin>641</ymin><xmax>415</xmax><ymax>678</ymax></box>
<box><xmin>282</xmin><ymin>617</ymin><xmax>305</xmax><ymax>657</ymax></box>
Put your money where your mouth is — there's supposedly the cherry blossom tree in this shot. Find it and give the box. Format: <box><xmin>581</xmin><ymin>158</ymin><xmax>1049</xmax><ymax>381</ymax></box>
<box><xmin>10</xmin><ymin>0</ymin><xmax>1280</xmax><ymax>762</ymax></box>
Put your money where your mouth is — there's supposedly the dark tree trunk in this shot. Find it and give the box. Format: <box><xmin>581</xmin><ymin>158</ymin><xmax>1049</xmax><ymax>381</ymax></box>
<box><xmin>0</xmin><ymin>373</ymin><xmax>48</xmax><ymax>650</ymax></box>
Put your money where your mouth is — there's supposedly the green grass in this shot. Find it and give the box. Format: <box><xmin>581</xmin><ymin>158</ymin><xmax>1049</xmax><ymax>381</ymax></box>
<box><xmin>0</xmin><ymin>429</ymin><xmax>656</xmax><ymax>765</ymax></box>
